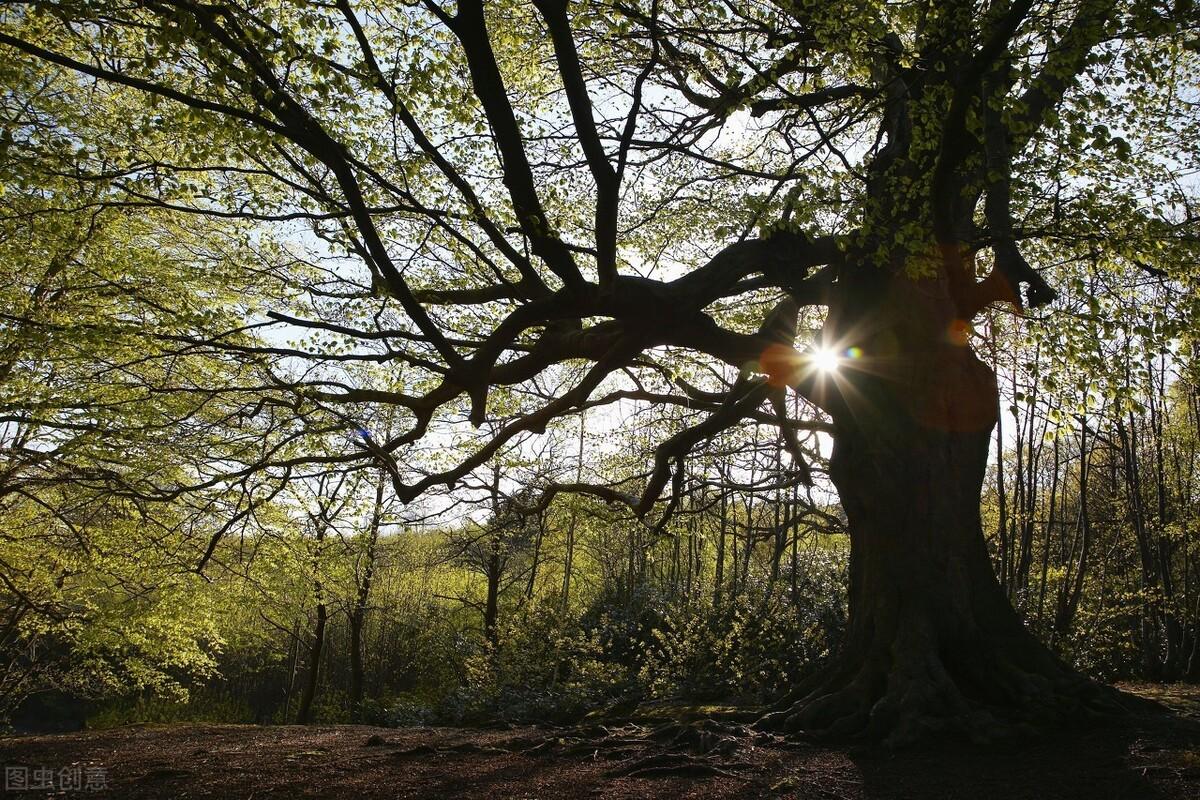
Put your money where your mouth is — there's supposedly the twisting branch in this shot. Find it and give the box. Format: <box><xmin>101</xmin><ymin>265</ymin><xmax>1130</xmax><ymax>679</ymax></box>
<box><xmin>636</xmin><ymin>378</ymin><xmax>773</xmax><ymax>520</ymax></box>
<box><xmin>635</xmin><ymin>295</ymin><xmax>815</xmax><ymax>524</ymax></box>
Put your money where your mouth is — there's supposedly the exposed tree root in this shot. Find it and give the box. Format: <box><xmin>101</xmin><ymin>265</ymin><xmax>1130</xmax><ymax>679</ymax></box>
<box><xmin>456</xmin><ymin>716</ymin><xmax>771</xmax><ymax>782</ymax></box>
<box><xmin>610</xmin><ymin>751</ymin><xmax>749</xmax><ymax>779</ymax></box>
<box><xmin>757</xmin><ymin>641</ymin><xmax>1149</xmax><ymax>748</ymax></box>
<box><xmin>377</xmin><ymin>672</ymin><xmax>1164</xmax><ymax>782</ymax></box>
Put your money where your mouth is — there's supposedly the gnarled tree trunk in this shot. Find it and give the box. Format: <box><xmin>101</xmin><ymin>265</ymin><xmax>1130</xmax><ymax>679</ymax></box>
<box><xmin>764</xmin><ymin>271</ymin><xmax>1124</xmax><ymax>745</ymax></box>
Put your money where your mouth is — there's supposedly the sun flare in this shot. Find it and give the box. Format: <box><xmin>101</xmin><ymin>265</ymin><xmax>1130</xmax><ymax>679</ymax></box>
<box><xmin>812</xmin><ymin>347</ymin><xmax>841</xmax><ymax>374</ymax></box>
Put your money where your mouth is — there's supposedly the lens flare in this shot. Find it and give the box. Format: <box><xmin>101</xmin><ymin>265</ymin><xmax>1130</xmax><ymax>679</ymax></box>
<box><xmin>812</xmin><ymin>347</ymin><xmax>841</xmax><ymax>374</ymax></box>
<box><xmin>947</xmin><ymin>319</ymin><xmax>972</xmax><ymax>346</ymax></box>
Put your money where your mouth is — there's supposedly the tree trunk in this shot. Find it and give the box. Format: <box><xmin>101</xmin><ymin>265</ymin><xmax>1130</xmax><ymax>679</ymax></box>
<box><xmin>1036</xmin><ymin>433</ymin><xmax>1060</xmax><ymax>627</ymax></box>
<box><xmin>525</xmin><ymin>510</ymin><xmax>545</xmax><ymax>601</ymax></box>
<box><xmin>484</xmin><ymin>545</ymin><xmax>501</xmax><ymax>647</ymax></box>
<box><xmin>348</xmin><ymin>607</ymin><xmax>366</xmax><ymax>720</ymax></box>
<box><xmin>296</xmin><ymin>506</ymin><xmax>331</xmax><ymax>725</ymax></box>
<box><xmin>295</xmin><ymin>600</ymin><xmax>326</xmax><ymax>724</ymax></box>
<box><xmin>561</xmin><ymin>411</ymin><xmax>585</xmax><ymax>611</ymax></box>
<box><xmin>349</xmin><ymin>472</ymin><xmax>384</xmax><ymax>722</ymax></box>
<box><xmin>763</xmin><ymin>274</ymin><xmax>1124</xmax><ymax>745</ymax></box>
<box><xmin>282</xmin><ymin>616</ymin><xmax>301</xmax><ymax>722</ymax></box>
<box><xmin>714</xmin><ymin>479</ymin><xmax>727</xmax><ymax>605</ymax></box>
<box><xmin>1055</xmin><ymin>422</ymin><xmax>1092</xmax><ymax>638</ymax></box>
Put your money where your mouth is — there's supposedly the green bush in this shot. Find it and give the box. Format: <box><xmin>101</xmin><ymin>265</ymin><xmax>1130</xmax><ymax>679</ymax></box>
<box><xmin>418</xmin><ymin>597</ymin><xmax>634</xmax><ymax>725</ymax></box>
<box><xmin>638</xmin><ymin>574</ymin><xmax>846</xmax><ymax>703</ymax></box>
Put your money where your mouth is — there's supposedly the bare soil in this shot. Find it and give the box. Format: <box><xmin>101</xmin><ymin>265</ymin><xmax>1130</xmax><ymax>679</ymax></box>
<box><xmin>2</xmin><ymin>683</ymin><xmax>1198</xmax><ymax>799</ymax></box>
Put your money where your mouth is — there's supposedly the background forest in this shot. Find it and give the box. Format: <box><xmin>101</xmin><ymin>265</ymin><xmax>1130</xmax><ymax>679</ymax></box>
<box><xmin>3</xmin><ymin>210</ymin><xmax>1195</xmax><ymax>730</ymax></box>
<box><xmin>1</xmin><ymin>0</ymin><xmax>1198</xmax><ymax>738</ymax></box>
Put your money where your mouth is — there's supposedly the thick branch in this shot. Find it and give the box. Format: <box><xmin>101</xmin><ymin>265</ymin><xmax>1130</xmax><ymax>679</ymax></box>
<box><xmin>445</xmin><ymin>0</ymin><xmax>588</xmax><ymax>294</ymax></box>
<box><xmin>534</xmin><ymin>0</ymin><xmax>620</xmax><ymax>286</ymax></box>
<box><xmin>335</xmin><ymin>0</ymin><xmax>547</xmax><ymax>296</ymax></box>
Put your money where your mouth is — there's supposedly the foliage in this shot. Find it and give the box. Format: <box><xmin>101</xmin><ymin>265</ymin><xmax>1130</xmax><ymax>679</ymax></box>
<box><xmin>639</xmin><ymin>550</ymin><xmax>847</xmax><ymax>702</ymax></box>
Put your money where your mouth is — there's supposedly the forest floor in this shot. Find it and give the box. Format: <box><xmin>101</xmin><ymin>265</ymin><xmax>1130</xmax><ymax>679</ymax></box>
<box><xmin>3</xmin><ymin>683</ymin><xmax>1199</xmax><ymax>799</ymax></box>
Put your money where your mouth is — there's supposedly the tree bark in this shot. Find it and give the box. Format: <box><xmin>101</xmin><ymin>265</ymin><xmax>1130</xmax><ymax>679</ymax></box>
<box><xmin>348</xmin><ymin>604</ymin><xmax>366</xmax><ymax>720</ymax></box>
<box><xmin>524</xmin><ymin>509</ymin><xmax>545</xmax><ymax>601</ymax></box>
<box><xmin>484</xmin><ymin>543</ymin><xmax>501</xmax><ymax>647</ymax></box>
<box><xmin>296</xmin><ymin>506</ymin><xmax>330</xmax><ymax>725</ymax></box>
<box><xmin>349</xmin><ymin>472</ymin><xmax>384</xmax><ymax>722</ymax></box>
<box><xmin>561</xmin><ymin>411</ymin><xmax>585</xmax><ymax>611</ymax></box>
<box><xmin>714</xmin><ymin>477</ymin><xmax>727</xmax><ymax>605</ymax></box>
<box><xmin>295</xmin><ymin>600</ymin><xmax>326</xmax><ymax>725</ymax></box>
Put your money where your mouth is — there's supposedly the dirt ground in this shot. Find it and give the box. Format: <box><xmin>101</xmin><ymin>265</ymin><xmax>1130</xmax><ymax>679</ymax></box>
<box><xmin>2</xmin><ymin>683</ymin><xmax>1199</xmax><ymax>799</ymax></box>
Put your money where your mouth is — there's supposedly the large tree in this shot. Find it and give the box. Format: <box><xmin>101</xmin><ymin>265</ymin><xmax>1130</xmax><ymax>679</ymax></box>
<box><xmin>2</xmin><ymin>0</ymin><xmax>1196</xmax><ymax>742</ymax></box>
